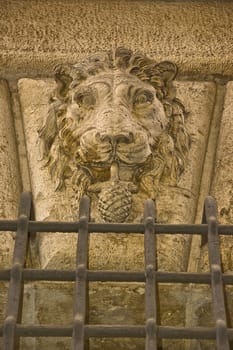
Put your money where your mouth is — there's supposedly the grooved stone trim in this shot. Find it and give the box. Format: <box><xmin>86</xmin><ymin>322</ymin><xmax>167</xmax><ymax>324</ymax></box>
<box><xmin>209</xmin><ymin>82</ymin><xmax>233</xmax><ymax>272</ymax></box>
<box><xmin>0</xmin><ymin>80</ymin><xmax>21</xmax><ymax>326</ymax></box>
<box><xmin>0</xmin><ymin>80</ymin><xmax>20</xmax><ymax>266</ymax></box>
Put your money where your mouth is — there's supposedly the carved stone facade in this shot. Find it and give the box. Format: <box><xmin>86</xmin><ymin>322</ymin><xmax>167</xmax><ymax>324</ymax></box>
<box><xmin>1</xmin><ymin>1</ymin><xmax>233</xmax><ymax>350</ymax></box>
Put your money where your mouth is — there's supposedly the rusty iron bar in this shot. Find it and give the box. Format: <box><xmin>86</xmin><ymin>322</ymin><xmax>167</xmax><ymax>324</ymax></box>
<box><xmin>3</xmin><ymin>269</ymin><xmax>233</xmax><ymax>284</ymax></box>
<box><xmin>1</xmin><ymin>221</ymin><xmax>233</xmax><ymax>235</ymax></box>
<box><xmin>1</xmin><ymin>324</ymin><xmax>233</xmax><ymax>340</ymax></box>
<box><xmin>144</xmin><ymin>199</ymin><xmax>157</xmax><ymax>350</ymax></box>
<box><xmin>3</xmin><ymin>192</ymin><xmax>32</xmax><ymax>350</ymax></box>
<box><xmin>204</xmin><ymin>196</ymin><xmax>230</xmax><ymax>350</ymax></box>
<box><xmin>2</xmin><ymin>193</ymin><xmax>233</xmax><ymax>348</ymax></box>
<box><xmin>72</xmin><ymin>196</ymin><xmax>90</xmax><ymax>350</ymax></box>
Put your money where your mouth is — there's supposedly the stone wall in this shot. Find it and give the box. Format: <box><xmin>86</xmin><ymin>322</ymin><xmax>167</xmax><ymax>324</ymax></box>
<box><xmin>1</xmin><ymin>1</ymin><xmax>233</xmax><ymax>350</ymax></box>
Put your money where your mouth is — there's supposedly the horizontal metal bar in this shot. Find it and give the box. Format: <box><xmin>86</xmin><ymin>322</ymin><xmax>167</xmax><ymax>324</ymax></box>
<box><xmin>86</xmin><ymin>325</ymin><xmax>233</xmax><ymax>340</ymax></box>
<box><xmin>158</xmin><ymin>326</ymin><xmax>233</xmax><ymax>340</ymax></box>
<box><xmin>0</xmin><ymin>325</ymin><xmax>233</xmax><ymax>340</ymax></box>
<box><xmin>85</xmin><ymin>325</ymin><xmax>146</xmax><ymax>338</ymax></box>
<box><xmin>87</xmin><ymin>271</ymin><xmax>145</xmax><ymax>282</ymax></box>
<box><xmin>1</xmin><ymin>269</ymin><xmax>233</xmax><ymax>285</ymax></box>
<box><xmin>1</xmin><ymin>221</ymin><xmax>233</xmax><ymax>234</ymax></box>
<box><xmin>16</xmin><ymin>325</ymin><xmax>72</xmax><ymax>337</ymax></box>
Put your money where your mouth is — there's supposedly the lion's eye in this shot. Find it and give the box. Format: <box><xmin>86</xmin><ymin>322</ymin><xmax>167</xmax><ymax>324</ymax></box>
<box><xmin>74</xmin><ymin>91</ymin><xmax>96</xmax><ymax>108</ymax></box>
<box><xmin>133</xmin><ymin>90</ymin><xmax>154</xmax><ymax>106</ymax></box>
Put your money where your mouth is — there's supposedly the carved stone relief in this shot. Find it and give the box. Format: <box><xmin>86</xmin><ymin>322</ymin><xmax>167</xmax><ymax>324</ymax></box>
<box><xmin>19</xmin><ymin>49</ymin><xmax>216</xmax><ymax>273</ymax></box>
<box><xmin>39</xmin><ymin>48</ymin><xmax>191</xmax><ymax>223</ymax></box>
<box><xmin>18</xmin><ymin>51</ymin><xmax>216</xmax><ymax>350</ymax></box>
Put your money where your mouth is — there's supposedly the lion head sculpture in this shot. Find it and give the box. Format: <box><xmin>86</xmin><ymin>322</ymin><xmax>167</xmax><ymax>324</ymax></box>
<box><xmin>39</xmin><ymin>48</ymin><xmax>191</xmax><ymax>222</ymax></box>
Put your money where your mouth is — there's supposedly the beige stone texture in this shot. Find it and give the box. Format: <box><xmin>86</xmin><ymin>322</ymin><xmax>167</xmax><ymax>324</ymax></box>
<box><xmin>0</xmin><ymin>282</ymin><xmax>9</xmax><ymax>323</ymax></box>
<box><xmin>1</xmin><ymin>1</ymin><xmax>233</xmax><ymax>77</ymax></box>
<box><xmin>9</xmin><ymin>81</ymin><xmax>32</xmax><ymax>192</ymax></box>
<box><xmin>0</xmin><ymin>80</ymin><xmax>20</xmax><ymax>265</ymax></box>
<box><xmin>0</xmin><ymin>80</ymin><xmax>21</xmax><ymax>340</ymax></box>
<box><xmin>20</xmin><ymin>282</ymin><xmax>73</xmax><ymax>350</ymax></box>
<box><xmin>0</xmin><ymin>282</ymin><xmax>9</xmax><ymax>350</ymax></box>
<box><xmin>18</xmin><ymin>78</ymin><xmax>77</xmax><ymax>269</ymax></box>
<box><xmin>19</xmin><ymin>282</ymin><xmax>215</xmax><ymax>350</ymax></box>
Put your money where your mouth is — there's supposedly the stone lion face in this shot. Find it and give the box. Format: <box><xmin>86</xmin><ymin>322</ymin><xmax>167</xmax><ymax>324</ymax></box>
<box><xmin>65</xmin><ymin>71</ymin><xmax>167</xmax><ymax>177</ymax></box>
<box><xmin>39</xmin><ymin>48</ymin><xmax>190</xmax><ymax>221</ymax></box>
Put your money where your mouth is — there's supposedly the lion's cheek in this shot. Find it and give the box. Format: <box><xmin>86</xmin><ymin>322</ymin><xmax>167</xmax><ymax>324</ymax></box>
<box><xmin>139</xmin><ymin>114</ymin><xmax>167</xmax><ymax>138</ymax></box>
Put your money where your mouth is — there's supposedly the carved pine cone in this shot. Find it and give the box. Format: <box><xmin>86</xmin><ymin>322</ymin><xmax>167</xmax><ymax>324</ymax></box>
<box><xmin>98</xmin><ymin>182</ymin><xmax>132</xmax><ymax>222</ymax></box>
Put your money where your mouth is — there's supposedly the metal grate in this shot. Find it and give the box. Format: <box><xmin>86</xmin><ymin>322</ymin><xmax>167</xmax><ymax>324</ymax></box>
<box><xmin>0</xmin><ymin>192</ymin><xmax>233</xmax><ymax>349</ymax></box>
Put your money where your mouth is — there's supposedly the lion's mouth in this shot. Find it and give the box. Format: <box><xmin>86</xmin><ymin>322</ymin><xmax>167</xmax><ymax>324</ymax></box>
<box><xmin>77</xmin><ymin>152</ymin><xmax>154</xmax><ymax>185</ymax></box>
<box><xmin>78</xmin><ymin>140</ymin><xmax>152</xmax><ymax>166</ymax></box>
<box><xmin>76</xmin><ymin>128</ymin><xmax>153</xmax><ymax>184</ymax></box>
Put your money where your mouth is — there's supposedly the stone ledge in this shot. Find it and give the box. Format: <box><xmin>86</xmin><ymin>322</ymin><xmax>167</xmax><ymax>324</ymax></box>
<box><xmin>1</xmin><ymin>0</ymin><xmax>233</xmax><ymax>76</ymax></box>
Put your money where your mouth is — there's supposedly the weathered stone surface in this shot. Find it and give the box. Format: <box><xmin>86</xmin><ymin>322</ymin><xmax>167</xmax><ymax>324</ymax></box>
<box><xmin>0</xmin><ymin>80</ymin><xmax>21</xmax><ymax>340</ymax></box>
<box><xmin>1</xmin><ymin>1</ymin><xmax>233</xmax><ymax>77</ymax></box>
<box><xmin>0</xmin><ymin>282</ymin><xmax>8</xmax><ymax>323</ymax></box>
<box><xmin>0</xmin><ymin>282</ymin><xmax>9</xmax><ymax>349</ymax></box>
<box><xmin>18</xmin><ymin>78</ymin><xmax>77</xmax><ymax>269</ymax></box>
<box><xmin>0</xmin><ymin>80</ymin><xmax>20</xmax><ymax>264</ymax></box>
<box><xmin>20</xmin><ymin>282</ymin><xmax>73</xmax><ymax>350</ymax></box>
<box><xmin>19</xmin><ymin>282</ymin><xmax>215</xmax><ymax>350</ymax></box>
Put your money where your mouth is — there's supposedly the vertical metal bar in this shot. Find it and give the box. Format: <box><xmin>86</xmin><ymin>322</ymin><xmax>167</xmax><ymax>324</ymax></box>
<box><xmin>204</xmin><ymin>196</ymin><xmax>230</xmax><ymax>350</ymax></box>
<box><xmin>3</xmin><ymin>192</ymin><xmax>32</xmax><ymax>350</ymax></box>
<box><xmin>144</xmin><ymin>199</ymin><xmax>158</xmax><ymax>350</ymax></box>
<box><xmin>72</xmin><ymin>196</ymin><xmax>90</xmax><ymax>350</ymax></box>
<box><xmin>201</xmin><ymin>203</ymin><xmax>208</xmax><ymax>246</ymax></box>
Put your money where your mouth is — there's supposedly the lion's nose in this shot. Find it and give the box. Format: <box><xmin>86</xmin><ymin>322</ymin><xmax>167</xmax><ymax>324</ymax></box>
<box><xmin>96</xmin><ymin>131</ymin><xmax>133</xmax><ymax>145</ymax></box>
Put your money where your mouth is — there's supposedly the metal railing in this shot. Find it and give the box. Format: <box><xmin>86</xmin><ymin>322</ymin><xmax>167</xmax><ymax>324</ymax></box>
<box><xmin>0</xmin><ymin>192</ymin><xmax>233</xmax><ymax>349</ymax></box>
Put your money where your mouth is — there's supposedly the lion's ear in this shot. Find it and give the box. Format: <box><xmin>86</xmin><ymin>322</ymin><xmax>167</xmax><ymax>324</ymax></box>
<box><xmin>54</xmin><ymin>64</ymin><xmax>73</xmax><ymax>98</ymax></box>
<box><xmin>155</xmin><ymin>61</ymin><xmax>178</xmax><ymax>82</ymax></box>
